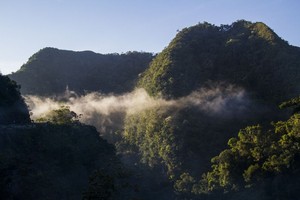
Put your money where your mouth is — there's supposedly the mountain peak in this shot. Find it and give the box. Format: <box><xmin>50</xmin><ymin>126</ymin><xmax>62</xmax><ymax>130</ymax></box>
<box><xmin>250</xmin><ymin>22</ymin><xmax>281</xmax><ymax>43</ymax></box>
<box><xmin>138</xmin><ymin>20</ymin><xmax>299</xmax><ymax>102</ymax></box>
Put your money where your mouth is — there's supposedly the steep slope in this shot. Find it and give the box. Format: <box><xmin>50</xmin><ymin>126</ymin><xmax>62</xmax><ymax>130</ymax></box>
<box><xmin>0</xmin><ymin>74</ymin><xmax>30</xmax><ymax>124</ymax></box>
<box><xmin>0</xmin><ymin>124</ymin><xmax>125</xmax><ymax>200</ymax></box>
<box><xmin>9</xmin><ymin>48</ymin><xmax>153</xmax><ymax>96</ymax></box>
<box><xmin>191</xmin><ymin>113</ymin><xmax>300</xmax><ymax>200</ymax></box>
<box><xmin>138</xmin><ymin>20</ymin><xmax>300</xmax><ymax>103</ymax></box>
<box><xmin>0</xmin><ymin>76</ymin><xmax>134</xmax><ymax>199</ymax></box>
<box><xmin>124</xmin><ymin>20</ymin><xmax>300</xmax><ymax>198</ymax></box>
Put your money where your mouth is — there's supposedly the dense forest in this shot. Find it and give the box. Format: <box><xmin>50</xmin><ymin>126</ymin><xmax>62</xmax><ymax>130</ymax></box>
<box><xmin>0</xmin><ymin>74</ymin><xmax>142</xmax><ymax>199</ymax></box>
<box><xmin>0</xmin><ymin>75</ymin><xmax>30</xmax><ymax>124</ymax></box>
<box><xmin>9</xmin><ymin>48</ymin><xmax>153</xmax><ymax>96</ymax></box>
<box><xmin>2</xmin><ymin>20</ymin><xmax>300</xmax><ymax>199</ymax></box>
<box><xmin>124</xmin><ymin>20</ymin><xmax>300</xmax><ymax>199</ymax></box>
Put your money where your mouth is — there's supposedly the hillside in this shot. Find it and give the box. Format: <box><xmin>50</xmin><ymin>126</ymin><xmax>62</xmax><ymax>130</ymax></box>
<box><xmin>138</xmin><ymin>20</ymin><xmax>300</xmax><ymax>103</ymax></box>
<box><xmin>0</xmin><ymin>76</ymin><xmax>137</xmax><ymax>200</ymax></box>
<box><xmin>0</xmin><ymin>74</ymin><xmax>30</xmax><ymax>124</ymax></box>
<box><xmin>0</xmin><ymin>124</ymin><xmax>123</xmax><ymax>200</ymax></box>
<box><xmin>9</xmin><ymin>48</ymin><xmax>153</xmax><ymax>96</ymax></box>
<box><xmin>3</xmin><ymin>20</ymin><xmax>300</xmax><ymax>199</ymax></box>
<box><xmin>123</xmin><ymin>20</ymin><xmax>300</xmax><ymax>199</ymax></box>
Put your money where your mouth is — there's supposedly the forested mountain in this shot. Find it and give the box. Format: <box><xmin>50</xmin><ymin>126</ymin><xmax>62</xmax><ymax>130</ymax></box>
<box><xmin>122</xmin><ymin>20</ymin><xmax>300</xmax><ymax>199</ymax></box>
<box><xmin>9</xmin><ymin>48</ymin><xmax>153</xmax><ymax>96</ymax></box>
<box><xmin>0</xmin><ymin>74</ymin><xmax>30</xmax><ymax>124</ymax></box>
<box><xmin>0</xmin><ymin>75</ymin><xmax>136</xmax><ymax>199</ymax></box>
<box><xmin>2</xmin><ymin>20</ymin><xmax>300</xmax><ymax>199</ymax></box>
<box><xmin>138</xmin><ymin>20</ymin><xmax>300</xmax><ymax>103</ymax></box>
<box><xmin>0</xmin><ymin>124</ymin><xmax>124</xmax><ymax>200</ymax></box>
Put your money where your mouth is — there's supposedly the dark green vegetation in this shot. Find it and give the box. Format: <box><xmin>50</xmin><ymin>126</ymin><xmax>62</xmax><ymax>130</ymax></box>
<box><xmin>0</xmin><ymin>124</ymin><xmax>122</xmax><ymax>200</ymax></box>
<box><xmin>195</xmin><ymin>112</ymin><xmax>300</xmax><ymax>200</ymax></box>
<box><xmin>36</xmin><ymin>105</ymin><xmax>80</xmax><ymax>124</ymax></box>
<box><xmin>122</xmin><ymin>96</ymin><xmax>282</xmax><ymax>199</ymax></box>
<box><xmin>0</xmin><ymin>74</ymin><xmax>30</xmax><ymax>124</ymax></box>
<box><xmin>138</xmin><ymin>20</ymin><xmax>300</xmax><ymax>102</ymax></box>
<box><xmin>9</xmin><ymin>48</ymin><xmax>153</xmax><ymax>96</ymax></box>
<box><xmin>3</xmin><ymin>20</ymin><xmax>300</xmax><ymax>199</ymax></box>
<box><xmin>0</xmin><ymin>75</ymin><xmax>137</xmax><ymax>200</ymax></box>
<box><xmin>279</xmin><ymin>96</ymin><xmax>300</xmax><ymax>114</ymax></box>
<box><xmin>123</xmin><ymin>20</ymin><xmax>300</xmax><ymax>199</ymax></box>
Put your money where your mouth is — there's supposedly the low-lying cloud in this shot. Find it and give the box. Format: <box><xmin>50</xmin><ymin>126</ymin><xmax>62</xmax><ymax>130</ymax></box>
<box><xmin>25</xmin><ymin>84</ymin><xmax>249</xmax><ymax>138</ymax></box>
<box><xmin>178</xmin><ymin>84</ymin><xmax>248</xmax><ymax>115</ymax></box>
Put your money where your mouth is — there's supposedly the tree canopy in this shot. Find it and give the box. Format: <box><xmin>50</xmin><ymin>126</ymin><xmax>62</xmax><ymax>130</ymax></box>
<box><xmin>138</xmin><ymin>20</ymin><xmax>299</xmax><ymax>103</ymax></box>
<box><xmin>0</xmin><ymin>74</ymin><xmax>30</xmax><ymax>124</ymax></box>
<box><xmin>182</xmin><ymin>112</ymin><xmax>300</xmax><ymax>199</ymax></box>
<box><xmin>9</xmin><ymin>48</ymin><xmax>153</xmax><ymax>96</ymax></box>
<box><xmin>36</xmin><ymin>106</ymin><xmax>80</xmax><ymax>124</ymax></box>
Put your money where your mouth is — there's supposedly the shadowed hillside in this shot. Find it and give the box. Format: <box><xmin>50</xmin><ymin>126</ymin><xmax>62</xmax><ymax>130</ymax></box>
<box><xmin>0</xmin><ymin>74</ymin><xmax>30</xmax><ymax>124</ymax></box>
<box><xmin>0</xmin><ymin>124</ymin><xmax>123</xmax><ymax>200</ymax></box>
<box><xmin>0</xmin><ymin>76</ymin><xmax>136</xmax><ymax>200</ymax></box>
<box><xmin>3</xmin><ymin>20</ymin><xmax>300</xmax><ymax>200</ymax></box>
<box><xmin>122</xmin><ymin>20</ymin><xmax>300</xmax><ymax>199</ymax></box>
<box><xmin>9</xmin><ymin>48</ymin><xmax>153</xmax><ymax>96</ymax></box>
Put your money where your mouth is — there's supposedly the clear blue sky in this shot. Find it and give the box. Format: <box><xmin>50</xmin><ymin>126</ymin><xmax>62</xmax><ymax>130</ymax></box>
<box><xmin>0</xmin><ymin>0</ymin><xmax>299</xmax><ymax>75</ymax></box>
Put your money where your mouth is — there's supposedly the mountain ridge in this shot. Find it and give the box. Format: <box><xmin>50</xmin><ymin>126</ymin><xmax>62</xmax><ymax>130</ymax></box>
<box><xmin>122</xmin><ymin>20</ymin><xmax>300</xmax><ymax>199</ymax></box>
<box><xmin>9</xmin><ymin>47</ymin><xmax>153</xmax><ymax>96</ymax></box>
<box><xmin>138</xmin><ymin>20</ymin><xmax>300</xmax><ymax>103</ymax></box>
<box><xmin>3</xmin><ymin>19</ymin><xmax>300</xmax><ymax>199</ymax></box>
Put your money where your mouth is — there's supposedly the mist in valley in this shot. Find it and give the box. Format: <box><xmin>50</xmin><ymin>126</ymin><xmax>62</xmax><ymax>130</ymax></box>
<box><xmin>25</xmin><ymin>83</ymin><xmax>252</xmax><ymax>139</ymax></box>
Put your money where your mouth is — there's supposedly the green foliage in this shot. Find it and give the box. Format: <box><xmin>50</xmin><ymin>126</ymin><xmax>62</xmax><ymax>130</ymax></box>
<box><xmin>174</xmin><ymin>172</ymin><xmax>195</xmax><ymax>193</ymax></box>
<box><xmin>0</xmin><ymin>123</ymin><xmax>121</xmax><ymax>200</ymax></box>
<box><xmin>279</xmin><ymin>96</ymin><xmax>300</xmax><ymax>113</ymax></box>
<box><xmin>0</xmin><ymin>74</ymin><xmax>30</xmax><ymax>124</ymax></box>
<box><xmin>83</xmin><ymin>170</ymin><xmax>115</xmax><ymax>200</ymax></box>
<box><xmin>122</xmin><ymin>96</ymin><xmax>279</xmax><ymax>199</ymax></box>
<box><xmin>138</xmin><ymin>50</ymin><xmax>173</xmax><ymax>98</ymax></box>
<box><xmin>192</xmin><ymin>113</ymin><xmax>300</xmax><ymax>199</ymax></box>
<box><xmin>9</xmin><ymin>48</ymin><xmax>153</xmax><ymax>96</ymax></box>
<box><xmin>0</xmin><ymin>75</ymin><xmax>20</xmax><ymax>106</ymax></box>
<box><xmin>36</xmin><ymin>106</ymin><xmax>80</xmax><ymax>124</ymax></box>
<box><xmin>4</xmin><ymin>20</ymin><xmax>300</xmax><ymax>200</ymax></box>
<box><xmin>83</xmin><ymin>167</ymin><xmax>141</xmax><ymax>200</ymax></box>
<box><xmin>126</xmin><ymin>20</ymin><xmax>300</xmax><ymax>199</ymax></box>
<box><xmin>138</xmin><ymin>20</ymin><xmax>299</xmax><ymax>102</ymax></box>
<box><xmin>123</xmin><ymin>107</ymin><xmax>179</xmax><ymax>178</ymax></box>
